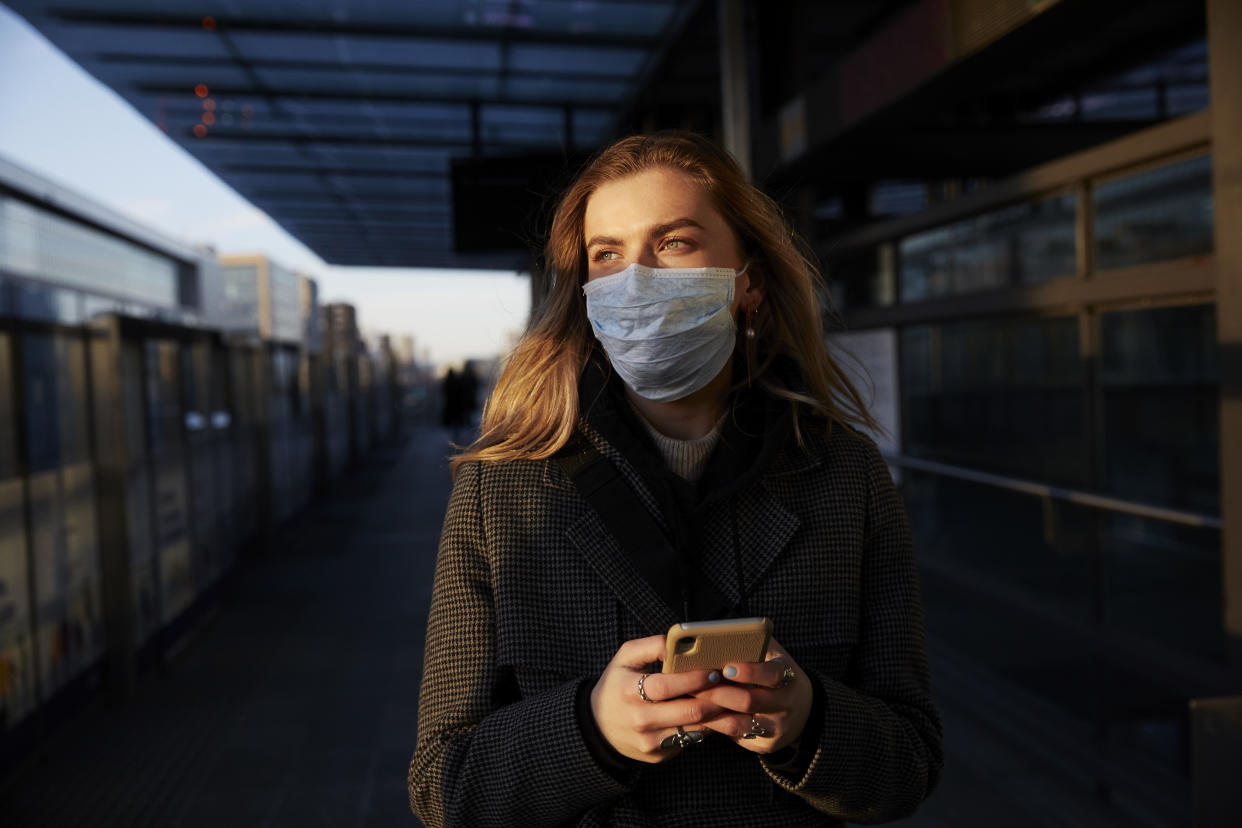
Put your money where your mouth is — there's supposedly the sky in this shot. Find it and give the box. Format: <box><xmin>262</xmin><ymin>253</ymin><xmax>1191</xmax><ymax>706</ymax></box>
<box><xmin>0</xmin><ymin>3</ymin><xmax>531</xmax><ymax>369</ymax></box>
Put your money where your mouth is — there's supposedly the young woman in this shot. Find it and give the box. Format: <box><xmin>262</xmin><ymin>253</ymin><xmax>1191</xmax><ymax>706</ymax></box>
<box><xmin>409</xmin><ymin>132</ymin><xmax>942</xmax><ymax>827</ymax></box>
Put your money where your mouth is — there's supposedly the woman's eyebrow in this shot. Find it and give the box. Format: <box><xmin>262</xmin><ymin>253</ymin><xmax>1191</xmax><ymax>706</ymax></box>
<box><xmin>585</xmin><ymin>218</ymin><xmax>705</xmax><ymax>250</ymax></box>
<box><xmin>585</xmin><ymin>233</ymin><xmax>623</xmax><ymax>250</ymax></box>
<box><xmin>649</xmin><ymin>218</ymin><xmax>705</xmax><ymax>238</ymax></box>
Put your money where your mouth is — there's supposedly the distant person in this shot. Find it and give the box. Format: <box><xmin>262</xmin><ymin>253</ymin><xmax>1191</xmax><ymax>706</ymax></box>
<box><xmin>458</xmin><ymin>361</ymin><xmax>480</xmax><ymax>424</ymax></box>
<box><xmin>410</xmin><ymin>132</ymin><xmax>942</xmax><ymax>826</ymax></box>
<box><xmin>440</xmin><ymin>368</ymin><xmax>463</xmax><ymax>441</ymax></box>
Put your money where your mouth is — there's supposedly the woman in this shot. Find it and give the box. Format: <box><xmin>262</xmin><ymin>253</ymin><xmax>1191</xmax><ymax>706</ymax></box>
<box><xmin>409</xmin><ymin>132</ymin><xmax>942</xmax><ymax>827</ymax></box>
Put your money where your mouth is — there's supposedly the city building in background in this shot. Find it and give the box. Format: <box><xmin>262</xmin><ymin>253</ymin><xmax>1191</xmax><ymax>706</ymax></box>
<box><xmin>0</xmin><ymin>153</ymin><xmax>207</xmax><ymax>326</ymax></box>
<box><xmin>212</xmin><ymin>254</ymin><xmax>305</xmax><ymax>346</ymax></box>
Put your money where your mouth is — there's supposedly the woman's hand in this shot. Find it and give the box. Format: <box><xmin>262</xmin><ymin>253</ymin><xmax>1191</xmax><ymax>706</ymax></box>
<box><xmin>691</xmin><ymin>637</ymin><xmax>812</xmax><ymax>753</ymax></box>
<box><xmin>590</xmin><ymin>635</ymin><xmax>725</xmax><ymax>763</ymax></box>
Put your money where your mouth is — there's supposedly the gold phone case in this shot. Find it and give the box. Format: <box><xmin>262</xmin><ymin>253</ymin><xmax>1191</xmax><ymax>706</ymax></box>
<box><xmin>661</xmin><ymin>617</ymin><xmax>773</xmax><ymax>673</ymax></box>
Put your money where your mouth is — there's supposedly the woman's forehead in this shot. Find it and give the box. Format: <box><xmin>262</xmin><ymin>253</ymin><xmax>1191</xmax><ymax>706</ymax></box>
<box><xmin>584</xmin><ymin>167</ymin><xmax>725</xmax><ymax>235</ymax></box>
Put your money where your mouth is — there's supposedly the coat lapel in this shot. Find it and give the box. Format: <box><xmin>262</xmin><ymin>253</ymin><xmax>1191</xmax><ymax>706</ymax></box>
<box><xmin>728</xmin><ymin>443</ymin><xmax>822</xmax><ymax>600</ymax></box>
<box><xmin>732</xmin><ymin>482</ymin><xmax>801</xmax><ymax>600</ymax></box>
<box><xmin>564</xmin><ymin>507</ymin><xmax>680</xmax><ymax>633</ymax></box>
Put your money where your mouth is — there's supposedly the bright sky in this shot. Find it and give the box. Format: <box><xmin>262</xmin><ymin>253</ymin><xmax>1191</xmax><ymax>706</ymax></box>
<box><xmin>0</xmin><ymin>3</ymin><xmax>531</xmax><ymax>369</ymax></box>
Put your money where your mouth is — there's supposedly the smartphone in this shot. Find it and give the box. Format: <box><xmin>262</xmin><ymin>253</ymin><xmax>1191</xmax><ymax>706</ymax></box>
<box><xmin>661</xmin><ymin>617</ymin><xmax>773</xmax><ymax>674</ymax></box>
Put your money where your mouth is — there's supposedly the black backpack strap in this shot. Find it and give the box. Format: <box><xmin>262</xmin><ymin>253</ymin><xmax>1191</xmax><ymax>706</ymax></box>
<box><xmin>558</xmin><ymin>435</ymin><xmax>730</xmax><ymax>621</ymax></box>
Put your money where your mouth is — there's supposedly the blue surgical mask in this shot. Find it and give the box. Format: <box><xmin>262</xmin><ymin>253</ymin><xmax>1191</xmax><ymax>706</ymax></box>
<box><xmin>582</xmin><ymin>263</ymin><xmax>745</xmax><ymax>402</ymax></box>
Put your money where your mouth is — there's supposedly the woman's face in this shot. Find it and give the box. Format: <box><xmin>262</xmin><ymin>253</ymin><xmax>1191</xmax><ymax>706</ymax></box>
<box><xmin>582</xmin><ymin>166</ymin><xmax>759</xmax><ymax>312</ymax></box>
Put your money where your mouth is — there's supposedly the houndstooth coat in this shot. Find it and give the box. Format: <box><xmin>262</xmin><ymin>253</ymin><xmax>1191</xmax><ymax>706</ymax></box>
<box><xmin>409</xmin><ymin>416</ymin><xmax>943</xmax><ymax>827</ymax></box>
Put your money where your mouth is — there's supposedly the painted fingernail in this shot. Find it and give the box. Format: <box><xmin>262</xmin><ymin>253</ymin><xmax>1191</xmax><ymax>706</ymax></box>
<box><xmin>708</xmin><ymin>671</ymin><xmax>721</xmax><ymax>684</ymax></box>
<box><xmin>724</xmin><ymin>665</ymin><xmax>738</xmax><ymax>678</ymax></box>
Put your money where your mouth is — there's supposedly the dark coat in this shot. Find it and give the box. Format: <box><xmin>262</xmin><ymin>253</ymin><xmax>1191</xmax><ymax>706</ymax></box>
<box><xmin>409</xmin><ymin>413</ymin><xmax>943</xmax><ymax>827</ymax></box>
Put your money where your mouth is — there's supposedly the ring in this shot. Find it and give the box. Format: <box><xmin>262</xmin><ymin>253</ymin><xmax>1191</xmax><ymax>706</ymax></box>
<box><xmin>742</xmin><ymin>717</ymin><xmax>769</xmax><ymax>740</ymax></box>
<box><xmin>660</xmin><ymin>727</ymin><xmax>705</xmax><ymax>750</ymax></box>
<box><xmin>775</xmin><ymin>661</ymin><xmax>796</xmax><ymax>689</ymax></box>
<box><xmin>637</xmin><ymin>672</ymin><xmax>654</xmax><ymax>703</ymax></box>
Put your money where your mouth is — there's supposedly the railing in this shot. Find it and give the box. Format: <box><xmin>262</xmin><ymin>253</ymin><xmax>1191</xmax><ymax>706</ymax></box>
<box><xmin>883</xmin><ymin>452</ymin><xmax>1224</xmax><ymax>530</ymax></box>
<box><xmin>884</xmin><ymin>449</ymin><xmax>1230</xmax><ymax>825</ymax></box>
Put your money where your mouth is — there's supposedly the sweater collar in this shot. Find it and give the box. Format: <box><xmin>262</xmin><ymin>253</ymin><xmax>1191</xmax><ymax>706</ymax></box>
<box><xmin>577</xmin><ymin>348</ymin><xmax>796</xmax><ymax>506</ymax></box>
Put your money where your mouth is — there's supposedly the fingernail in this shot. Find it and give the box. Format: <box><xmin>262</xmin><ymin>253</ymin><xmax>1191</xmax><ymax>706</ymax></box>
<box><xmin>708</xmin><ymin>671</ymin><xmax>721</xmax><ymax>684</ymax></box>
<box><xmin>724</xmin><ymin>665</ymin><xmax>737</xmax><ymax>678</ymax></box>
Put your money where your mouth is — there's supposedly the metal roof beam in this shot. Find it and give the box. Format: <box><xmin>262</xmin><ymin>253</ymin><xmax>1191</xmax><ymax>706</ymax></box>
<box><xmin>184</xmin><ymin>129</ymin><xmax>560</xmax><ymax>150</ymax></box>
<box><xmin>48</xmin><ymin>9</ymin><xmax>660</xmax><ymax>49</ymax></box>
<box><xmin>135</xmin><ymin>84</ymin><xmax>616</xmax><ymax>112</ymax></box>
<box><xmin>95</xmin><ymin>52</ymin><xmax>635</xmax><ymax>81</ymax></box>
<box><xmin>244</xmin><ymin>190</ymin><xmax>447</xmax><ymax>204</ymax></box>
<box><xmin>223</xmin><ymin>164</ymin><xmax>445</xmax><ymax>179</ymax></box>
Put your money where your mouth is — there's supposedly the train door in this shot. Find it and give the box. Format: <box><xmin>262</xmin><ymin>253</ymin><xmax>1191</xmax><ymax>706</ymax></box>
<box><xmin>0</xmin><ymin>331</ymin><xmax>35</xmax><ymax>730</ymax></box>
<box><xmin>144</xmin><ymin>340</ymin><xmax>194</xmax><ymax>624</ymax></box>
<box><xmin>118</xmin><ymin>338</ymin><xmax>158</xmax><ymax>650</ymax></box>
<box><xmin>182</xmin><ymin>340</ymin><xmax>220</xmax><ymax>588</ymax></box>
<box><xmin>20</xmin><ymin>330</ymin><xmax>102</xmax><ymax>700</ymax></box>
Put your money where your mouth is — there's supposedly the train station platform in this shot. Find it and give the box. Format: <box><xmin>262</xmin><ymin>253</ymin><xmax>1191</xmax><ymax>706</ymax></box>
<box><xmin>0</xmin><ymin>424</ymin><xmax>1159</xmax><ymax>827</ymax></box>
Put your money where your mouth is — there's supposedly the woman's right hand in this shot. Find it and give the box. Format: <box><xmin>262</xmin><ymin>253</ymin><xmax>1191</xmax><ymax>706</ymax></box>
<box><xmin>590</xmin><ymin>634</ymin><xmax>723</xmax><ymax>763</ymax></box>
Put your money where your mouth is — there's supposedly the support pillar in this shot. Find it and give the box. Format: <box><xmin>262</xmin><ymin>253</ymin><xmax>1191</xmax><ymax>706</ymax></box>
<box><xmin>1207</xmin><ymin>0</ymin><xmax>1242</xmax><ymax>671</ymax></box>
<box><xmin>718</xmin><ymin>0</ymin><xmax>753</xmax><ymax>180</ymax></box>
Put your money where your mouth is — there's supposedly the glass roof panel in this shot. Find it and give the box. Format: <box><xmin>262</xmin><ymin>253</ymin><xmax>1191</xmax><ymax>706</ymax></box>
<box><xmin>52</xmin><ymin>24</ymin><xmax>230</xmax><ymax>59</ymax></box>
<box><xmin>248</xmin><ymin>67</ymin><xmax>502</xmax><ymax>100</ymax></box>
<box><xmin>451</xmin><ymin>0</ymin><xmax>677</xmax><ymax>37</ymax></box>
<box><xmin>230</xmin><ymin>32</ymin><xmax>502</xmax><ymax>70</ymax></box>
<box><xmin>227</xmin><ymin>172</ymin><xmax>329</xmax><ymax>190</ymax></box>
<box><xmin>335</xmin><ymin>176</ymin><xmax>450</xmax><ymax>196</ymax></box>
<box><xmin>87</xmin><ymin>62</ymin><xmax>254</xmax><ymax>92</ymax></box>
<box><xmin>481</xmin><ymin>124</ymin><xmax>563</xmax><ymax>147</ymax></box>
<box><xmin>307</xmin><ymin>146</ymin><xmax>452</xmax><ymax>170</ymax></box>
<box><xmin>573</xmin><ymin>110</ymin><xmax>614</xmax><ymax>147</ymax></box>
<box><xmin>481</xmin><ymin>104</ymin><xmax>564</xmax><ymax>128</ymax></box>
<box><xmin>188</xmin><ymin>144</ymin><xmax>301</xmax><ymax>166</ymax></box>
<box><xmin>503</xmin><ymin>76</ymin><xmax>629</xmax><ymax>103</ymax></box>
<box><xmin>509</xmin><ymin>44</ymin><xmax>646</xmax><ymax>76</ymax></box>
<box><xmin>127</xmin><ymin>92</ymin><xmax>282</xmax><ymax>119</ymax></box>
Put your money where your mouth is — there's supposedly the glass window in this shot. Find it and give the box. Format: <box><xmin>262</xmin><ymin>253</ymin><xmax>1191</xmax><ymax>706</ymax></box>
<box><xmin>1094</xmin><ymin>154</ymin><xmax>1213</xmax><ymax>270</ymax></box>
<box><xmin>0</xmin><ymin>197</ymin><xmax>180</xmax><ymax>310</ymax></box>
<box><xmin>1099</xmin><ymin>511</ymin><xmax>1222</xmax><ymax>660</ymax></box>
<box><xmin>827</xmin><ymin>246</ymin><xmax>894</xmax><ymax>312</ymax></box>
<box><xmin>21</xmin><ymin>333</ymin><xmax>61</xmax><ymax>473</ymax></box>
<box><xmin>1099</xmin><ymin>303</ymin><xmax>1218</xmax><ymax>513</ymax></box>
<box><xmin>15</xmin><ymin>282</ymin><xmax>80</xmax><ymax>325</ymax></box>
<box><xmin>871</xmin><ymin>181</ymin><xmax>927</xmax><ymax>216</ymax></box>
<box><xmin>899</xmin><ymin>192</ymin><xmax>1077</xmax><ymax>303</ymax></box>
<box><xmin>901</xmin><ymin>315</ymin><xmax>1085</xmax><ymax>484</ymax></box>
<box><xmin>1081</xmin><ymin>88</ymin><xmax>1158</xmax><ymax>121</ymax></box>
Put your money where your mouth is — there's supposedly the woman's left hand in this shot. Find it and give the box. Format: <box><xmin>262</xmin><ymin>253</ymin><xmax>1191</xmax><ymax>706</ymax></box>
<box><xmin>690</xmin><ymin>637</ymin><xmax>812</xmax><ymax>753</ymax></box>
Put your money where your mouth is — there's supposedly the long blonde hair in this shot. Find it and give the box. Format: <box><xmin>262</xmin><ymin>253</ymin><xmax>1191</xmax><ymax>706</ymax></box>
<box><xmin>453</xmin><ymin>131</ymin><xmax>877</xmax><ymax>473</ymax></box>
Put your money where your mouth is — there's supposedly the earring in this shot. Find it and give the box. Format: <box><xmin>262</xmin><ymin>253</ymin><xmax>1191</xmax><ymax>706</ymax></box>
<box><xmin>744</xmin><ymin>307</ymin><xmax>756</xmax><ymax>388</ymax></box>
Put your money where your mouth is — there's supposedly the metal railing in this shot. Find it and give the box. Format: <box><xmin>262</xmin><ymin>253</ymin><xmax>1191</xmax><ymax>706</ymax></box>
<box><xmin>882</xmin><ymin>452</ymin><xmax>1224</xmax><ymax>530</ymax></box>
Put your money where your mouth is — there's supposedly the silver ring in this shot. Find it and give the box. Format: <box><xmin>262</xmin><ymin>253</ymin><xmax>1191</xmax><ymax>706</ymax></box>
<box><xmin>637</xmin><ymin>672</ymin><xmax>654</xmax><ymax>703</ymax></box>
<box><xmin>742</xmin><ymin>717</ymin><xmax>769</xmax><ymax>740</ymax></box>
<box><xmin>775</xmin><ymin>661</ymin><xmax>796</xmax><ymax>689</ymax></box>
<box><xmin>660</xmin><ymin>727</ymin><xmax>705</xmax><ymax>750</ymax></box>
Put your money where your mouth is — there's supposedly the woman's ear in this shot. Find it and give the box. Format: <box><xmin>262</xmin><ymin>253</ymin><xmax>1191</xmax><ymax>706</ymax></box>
<box><xmin>742</xmin><ymin>265</ymin><xmax>766</xmax><ymax>312</ymax></box>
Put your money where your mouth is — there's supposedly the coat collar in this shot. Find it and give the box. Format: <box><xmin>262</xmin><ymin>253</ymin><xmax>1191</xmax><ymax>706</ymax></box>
<box><xmin>551</xmin><ymin>351</ymin><xmax>825</xmax><ymax>629</ymax></box>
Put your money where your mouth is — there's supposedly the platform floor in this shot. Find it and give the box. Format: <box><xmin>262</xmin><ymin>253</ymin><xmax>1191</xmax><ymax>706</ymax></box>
<box><xmin>0</xmin><ymin>424</ymin><xmax>1168</xmax><ymax>827</ymax></box>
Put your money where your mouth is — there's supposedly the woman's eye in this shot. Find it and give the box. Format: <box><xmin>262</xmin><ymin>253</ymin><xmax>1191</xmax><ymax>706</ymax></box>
<box><xmin>661</xmin><ymin>237</ymin><xmax>690</xmax><ymax>251</ymax></box>
<box><xmin>593</xmin><ymin>250</ymin><xmax>619</xmax><ymax>261</ymax></box>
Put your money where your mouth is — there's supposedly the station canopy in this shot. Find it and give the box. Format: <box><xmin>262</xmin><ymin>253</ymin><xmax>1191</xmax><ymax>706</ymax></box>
<box><xmin>7</xmin><ymin>0</ymin><xmax>701</xmax><ymax>268</ymax></box>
